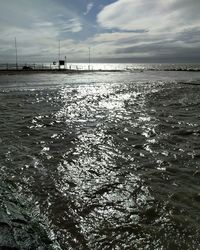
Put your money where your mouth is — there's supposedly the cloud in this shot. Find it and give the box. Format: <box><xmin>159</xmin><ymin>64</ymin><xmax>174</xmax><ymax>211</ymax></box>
<box><xmin>97</xmin><ymin>0</ymin><xmax>200</xmax><ymax>32</ymax></box>
<box><xmin>59</xmin><ymin>18</ymin><xmax>82</xmax><ymax>33</ymax></box>
<box><xmin>0</xmin><ymin>0</ymin><xmax>199</xmax><ymax>62</ymax></box>
<box><xmin>84</xmin><ymin>3</ymin><xmax>94</xmax><ymax>15</ymax></box>
<box><xmin>0</xmin><ymin>0</ymin><xmax>84</xmax><ymax>62</ymax></box>
<box><xmin>95</xmin><ymin>0</ymin><xmax>200</xmax><ymax>60</ymax></box>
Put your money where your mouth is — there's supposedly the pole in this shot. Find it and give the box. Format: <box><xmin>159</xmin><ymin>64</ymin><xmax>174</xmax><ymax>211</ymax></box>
<box><xmin>59</xmin><ymin>40</ymin><xmax>61</xmax><ymax>60</ymax></box>
<box><xmin>88</xmin><ymin>47</ymin><xmax>90</xmax><ymax>71</ymax></box>
<box><xmin>65</xmin><ymin>56</ymin><xmax>67</xmax><ymax>69</ymax></box>
<box><xmin>15</xmin><ymin>37</ymin><xmax>18</xmax><ymax>70</ymax></box>
<box><xmin>58</xmin><ymin>40</ymin><xmax>60</xmax><ymax>69</ymax></box>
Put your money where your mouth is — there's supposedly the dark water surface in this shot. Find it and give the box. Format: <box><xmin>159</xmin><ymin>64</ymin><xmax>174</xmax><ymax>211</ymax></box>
<box><xmin>0</xmin><ymin>70</ymin><xmax>200</xmax><ymax>249</ymax></box>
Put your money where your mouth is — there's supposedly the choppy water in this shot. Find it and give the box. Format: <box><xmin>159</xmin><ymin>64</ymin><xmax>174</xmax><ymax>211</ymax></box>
<box><xmin>0</xmin><ymin>68</ymin><xmax>200</xmax><ymax>249</ymax></box>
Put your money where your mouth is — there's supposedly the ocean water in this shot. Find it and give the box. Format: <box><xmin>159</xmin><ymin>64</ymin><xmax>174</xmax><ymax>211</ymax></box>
<box><xmin>0</xmin><ymin>64</ymin><xmax>200</xmax><ymax>249</ymax></box>
<box><xmin>67</xmin><ymin>63</ymin><xmax>200</xmax><ymax>71</ymax></box>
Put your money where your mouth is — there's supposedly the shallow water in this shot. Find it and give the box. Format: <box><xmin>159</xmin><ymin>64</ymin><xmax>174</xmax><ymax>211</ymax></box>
<box><xmin>0</xmin><ymin>70</ymin><xmax>200</xmax><ymax>249</ymax></box>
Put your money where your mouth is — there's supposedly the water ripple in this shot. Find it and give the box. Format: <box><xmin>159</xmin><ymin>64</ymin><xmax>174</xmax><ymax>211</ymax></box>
<box><xmin>0</xmin><ymin>74</ymin><xmax>200</xmax><ymax>249</ymax></box>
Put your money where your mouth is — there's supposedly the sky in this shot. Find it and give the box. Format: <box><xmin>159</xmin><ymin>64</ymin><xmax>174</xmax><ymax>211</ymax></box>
<box><xmin>0</xmin><ymin>0</ymin><xmax>200</xmax><ymax>63</ymax></box>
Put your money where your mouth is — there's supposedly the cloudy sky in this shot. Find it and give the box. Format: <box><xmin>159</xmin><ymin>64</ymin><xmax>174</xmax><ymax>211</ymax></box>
<box><xmin>0</xmin><ymin>0</ymin><xmax>200</xmax><ymax>63</ymax></box>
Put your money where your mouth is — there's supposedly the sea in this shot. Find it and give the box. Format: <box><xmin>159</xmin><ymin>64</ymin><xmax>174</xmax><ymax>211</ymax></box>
<box><xmin>0</xmin><ymin>63</ymin><xmax>200</xmax><ymax>249</ymax></box>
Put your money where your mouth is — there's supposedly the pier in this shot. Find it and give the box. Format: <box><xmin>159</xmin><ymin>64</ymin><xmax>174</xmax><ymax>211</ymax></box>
<box><xmin>0</xmin><ymin>63</ymin><xmax>125</xmax><ymax>75</ymax></box>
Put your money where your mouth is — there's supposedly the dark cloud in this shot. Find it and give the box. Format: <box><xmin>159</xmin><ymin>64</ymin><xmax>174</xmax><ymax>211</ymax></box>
<box><xmin>115</xmin><ymin>40</ymin><xmax>200</xmax><ymax>62</ymax></box>
<box><xmin>176</xmin><ymin>28</ymin><xmax>200</xmax><ymax>44</ymax></box>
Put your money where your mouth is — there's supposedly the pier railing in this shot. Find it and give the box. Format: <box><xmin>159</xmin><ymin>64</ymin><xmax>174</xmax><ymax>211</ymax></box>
<box><xmin>0</xmin><ymin>63</ymin><xmax>49</xmax><ymax>70</ymax></box>
<box><xmin>0</xmin><ymin>63</ymin><xmax>88</xmax><ymax>71</ymax></box>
